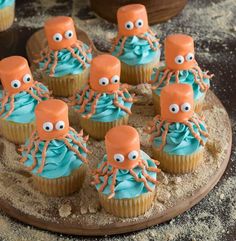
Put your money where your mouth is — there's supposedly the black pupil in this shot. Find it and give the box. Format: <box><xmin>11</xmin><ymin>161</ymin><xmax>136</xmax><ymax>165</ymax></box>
<box><xmin>69</xmin><ymin>33</ymin><xmax>72</xmax><ymax>36</ymax></box>
<box><xmin>46</xmin><ymin>126</ymin><xmax>50</xmax><ymax>130</ymax></box>
<box><xmin>185</xmin><ymin>106</ymin><xmax>189</xmax><ymax>110</ymax></box>
<box><xmin>56</xmin><ymin>37</ymin><xmax>59</xmax><ymax>40</ymax></box>
<box><xmin>60</xmin><ymin>125</ymin><xmax>63</xmax><ymax>129</ymax></box>
<box><xmin>14</xmin><ymin>83</ymin><xmax>18</xmax><ymax>87</ymax></box>
<box><xmin>132</xmin><ymin>155</ymin><xmax>136</xmax><ymax>159</ymax></box>
<box><xmin>172</xmin><ymin>108</ymin><xmax>176</xmax><ymax>111</ymax></box>
<box><xmin>178</xmin><ymin>59</ymin><xmax>181</xmax><ymax>63</ymax></box>
<box><xmin>138</xmin><ymin>22</ymin><xmax>142</xmax><ymax>25</ymax></box>
<box><xmin>127</xmin><ymin>24</ymin><xmax>131</xmax><ymax>28</ymax></box>
<box><xmin>116</xmin><ymin>158</ymin><xmax>120</xmax><ymax>162</ymax></box>
<box><xmin>102</xmin><ymin>82</ymin><xmax>106</xmax><ymax>85</ymax></box>
<box><xmin>190</xmin><ymin>56</ymin><xmax>192</xmax><ymax>59</ymax></box>
<box><xmin>27</xmin><ymin>77</ymin><xmax>30</xmax><ymax>82</ymax></box>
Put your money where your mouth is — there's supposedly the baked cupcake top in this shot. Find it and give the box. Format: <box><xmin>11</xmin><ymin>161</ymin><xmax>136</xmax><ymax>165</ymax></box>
<box><xmin>111</xmin><ymin>4</ymin><xmax>160</xmax><ymax>66</ymax></box>
<box><xmin>93</xmin><ymin>125</ymin><xmax>160</xmax><ymax>199</ymax></box>
<box><xmin>35</xmin><ymin>16</ymin><xmax>92</xmax><ymax>77</ymax></box>
<box><xmin>0</xmin><ymin>0</ymin><xmax>14</xmax><ymax>9</ymax></box>
<box><xmin>150</xmin><ymin>34</ymin><xmax>213</xmax><ymax>100</ymax></box>
<box><xmin>0</xmin><ymin>56</ymin><xmax>50</xmax><ymax>123</ymax></box>
<box><xmin>147</xmin><ymin>83</ymin><xmax>208</xmax><ymax>155</ymax></box>
<box><xmin>20</xmin><ymin>99</ymin><xmax>89</xmax><ymax>179</ymax></box>
<box><xmin>71</xmin><ymin>54</ymin><xmax>134</xmax><ymax>122</ymax></box>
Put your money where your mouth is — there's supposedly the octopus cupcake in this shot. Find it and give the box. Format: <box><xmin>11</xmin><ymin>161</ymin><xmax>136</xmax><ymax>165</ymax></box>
<box><xmin>150</xmin><ymin>34</ymin><xmax>213</xmax><ymax>114</ymax></box>
<box><xmin>0</xmin><ymin>56</ymin><xmax>50</xmax><ymax>144</ymax></box>
<box><xmin>147</xmin><ymin>83</ymin><xmax>208</xmax><ymax>174</ymax></box>
<box><xmin>0</xmin><ymin>0</ymin><xmax>15</xmax><ymax>31</ymax></box>
<box><xmin>35</xmin><ymin>16</ymin><xmax>92</xmax><ymax>97</ymax></box>
<box><xmin>92</xmin><ymin>125</ymin><xmax>160</xmax><ymax>218</ymax></box>
<box><xmin>111</xmin><ymin>4</ymin><xmax>161</xmax><ymax>85</ymax></box>
<box><xmin>20</xmin><ymin>99</ymin><xmax>89</xmax><ymax>196</ymax></box>
<box><xmin>70</xmin><ymin>54</ymin><xmax>134</xmax><ymax>140</ymax></box>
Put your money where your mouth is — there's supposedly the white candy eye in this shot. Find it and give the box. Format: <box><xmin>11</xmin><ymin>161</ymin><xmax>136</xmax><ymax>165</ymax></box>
<box><xmin>111</xmin><ymin>75</ymin><xmax>120</xmax><ymax>84</ymax></box>
<box><xmin>114</xmin><ymin>154</ymin><xmax>124</xmax><ymax>163</ymax></box>
<box><xmin>11</xmin><ymin>80</ymin><xmax>21</xmax><ymax>89</ymax></box>
<box><xmin>169</xmin><ymin>104</ymin><xmax>179</xmax><ymax>114</ymax></box>
<box><xmin>181</xmin><ymin>102</ymin><xmax>191</xmax><ymax>112</ymax></box>
<box><xmin>125</xmin><ymin>21</ymin><xmax>134</xmax><ymax>30</ymax></box>
<box><xmin>23</xmin><ymin>74</ymin><xmax>32</xmax><ymax>83</ymax></box>
<box><xmin>185</xmin><ymin>52</ymin><xmax>194</xmax><ymax>62</ymax></box>
<box><xmin>99</xmin><ymin>77</ymin><xmax>109</xmax><ymax>86</ymax></box>
<box><xmin>64</xmin><ymin>30</ymin><xmax>74</xmax><ymax>39</ymax></box>
<box><xmin>135</xmin><ymin>19</ymin><xmax>144</xmax><ymax>28</ymax></box>
<box><xmin>53</xmin><ymin>33</ymin><xmax>63</xmax><ymax>42</ymax></box>
<box><xmin>128</xmin><ymin>150</ymin><xmax>139</xmax><ymax>161</ymax></box>
<box><xmin>175</xmin><ymin>55</ymin><xmax>184</xmax><ymax>65</ymax></box>
<box><xmin>43</xmin><ymin>122</ymin><xmax>53</xmax><ymax>132</ymax></box>
<box><xmin>55</xmin><ymin>120</ymin><xmax>65</xmax><ymax>130</ymax></box>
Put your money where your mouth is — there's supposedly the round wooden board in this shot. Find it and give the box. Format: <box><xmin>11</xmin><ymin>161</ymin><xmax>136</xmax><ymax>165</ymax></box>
<box><xmin>0</xmin><ymin>29</ymin><xmax>231</xmax><ymax>236</ymax></box>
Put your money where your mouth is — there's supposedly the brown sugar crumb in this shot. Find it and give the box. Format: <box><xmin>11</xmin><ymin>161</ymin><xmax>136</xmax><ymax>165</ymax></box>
<box><xmin>58</xmin><ymin>203</ymin><xmax>72</xmax><ymax>218</ymax></box>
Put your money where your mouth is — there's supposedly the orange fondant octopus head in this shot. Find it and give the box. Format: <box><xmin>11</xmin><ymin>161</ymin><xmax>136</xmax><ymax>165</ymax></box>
<box><xmin>105</xmin><ymin>125</ymin><xmax>141</xmax><ymax>170</ymax></box>
<box><xmin>89</xmin><ymin>54</ymin><xmax>121</xmax><ymax>93</ymax></box>
<box><xmin>44</xmin><ymin>16</ymin><xmax>77</xmax><ymax>51</ymax></box>
<box><xmin>117</xmin><ymin>4</ymin><xmax>149</xmax><ymax>36</ymax></box>
<box><xmin>165</xmin><ymin>34</ymin><xmax>195</xmax><ymax>70</ymax></box>
<box><xmin>0</xmin><ymin>56</ymin><xmax>34</xmax><ymax>95</ymax></box>
<box><xmin>35</xmin><ymin>99</ymin><xmax>69</xmax><ymax>141</ymax></box>
<box><xmin>160</xmin><ymin>83</ymin><xmax>194</xmax><ymax>123</ymax></box>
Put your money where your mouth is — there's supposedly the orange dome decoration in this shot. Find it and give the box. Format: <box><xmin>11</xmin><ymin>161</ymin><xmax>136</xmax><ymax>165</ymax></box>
<box><xmin>35</xmin><ymin>99</ymin><xmax>69</xmax><ymax>141</ymax></box>
<box><xmin>117</xmin><ymin>4</ymin><xmax>148</xmax><ymax>37</ymax></box>
<box><xmin>160</xmin><ymin>83</ymin><xmax>194</xmax><ymax>123</ymax></box>
<box><xmin>89</xmin><ymin>54</ymin><xmax>121</xmax><ymax>93</ymax></box>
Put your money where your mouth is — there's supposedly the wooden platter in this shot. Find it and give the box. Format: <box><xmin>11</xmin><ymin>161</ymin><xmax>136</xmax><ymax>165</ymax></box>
<box><xmin>0</xmin><ymin>29</ymin><xmax>232</xmax><ymax>236</ymax></box>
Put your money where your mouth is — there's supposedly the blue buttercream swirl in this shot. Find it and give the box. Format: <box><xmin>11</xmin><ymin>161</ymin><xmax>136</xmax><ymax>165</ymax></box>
<box><xmin>39</xmin><ymin>44</ymin><xmax>92</xmax><ymax>77</ymax></box>
<box><xmin>22</xmin><ymin>130</ymin><xmax>86</xmax><ymax>179</ymax></box>
<box><xmin>0</xmin><ymin>0</ymin><xmax>14</xmax><ymax>9</ymax></box>
<box><xmin>95</xmin><ymin>151</ymin><xmax>157</xmax><ymax>199</ymax></box>
<box><xmin>73</xmin><ymin>88</ymin><xmax>133</xmax><ymax>122</ymax></box>
<box><xmin>151</xmin><ymin>68</ymin><xmax>210</xmax><ymax>101</ymax></box>
<box><xmin>153</xmin><ymin>120</ymin><xmax>208</xmax><ymax>155</ymax></box>
<box><xmin>0</xmin><ymin>83</ymin><xmax>49</xmax><ymax>123</ymax></box>
<box><xmin>112</xmin><ymin>32</ymin><xmax>161</xmax><ymax>66</ymax></box>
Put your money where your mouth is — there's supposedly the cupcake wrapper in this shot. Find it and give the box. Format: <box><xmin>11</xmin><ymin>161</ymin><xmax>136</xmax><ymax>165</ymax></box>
<box><xmin>42</xmin><ymin>67</ymin><xmax>90</xmax><ymax>97</ymax></box>
<box><xmin>152</xmin><ymin>147</ymin><xmax>203</xmax><ymax>174</ymax></box>
<box><xmin>32</xmin><ymin>164</ymin><xmax>87</xmax><ymax>197</ymax></box>
<box><xmin>152</xmin><ymin>91</ymin><xmax>206</xmax><ymax>115</ymax></box>
<box><xmin>99</xmin><ymin>191</ymin><xmax>155</xmax><ymax>218</ymax></box>
<box><xmin>0</xmin><ymin>118</ymin><xmax>35</xmax><ymax>144</ymax></box>
<box><xmin>79</xmin><ymin>114</ymin><xmax>129</xmax><ymax>140</ymax></box>
<box><xmin>121</xmin><ymin>59</ymin><xmax>158</xmax><ymax>85</ymax></box>
<box><xmin>0</xmin><ymin>3</ymin><xmax>15</xmax><ymax>32</ymax></box>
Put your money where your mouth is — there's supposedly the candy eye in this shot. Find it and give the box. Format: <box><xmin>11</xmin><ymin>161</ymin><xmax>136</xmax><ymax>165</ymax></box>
<box><xmin>53</xmin><ymin>33</ymin><xmax>63</xmax><ymax>42</ymax></box>
<box><xmin>128</xmin><ymin>150</ymin><xmax>139</xmax><ymax>161</ymax></box>
<box><xmin>169</xmin><ymin>104</ymin><xmax>179</xmax><ymax>114</ymax></box>
<box><xmin>11</xmin><ymin>80</ymin><xmax>21</xmax><ymax>89</ymax></box>
<box><xmin>114</xmin><ymin>154</ymin><xmax>124</xmax><ymax>163</ymax></box>
<box><xmin>55</xmin><ymin>120</ymin><xmax>65</xmax><ymax>130</ymax></box>
<box><xmin>111</xmin><ymin>75</ymin><xmax>120</xmax><ymax>84</ymax></box>
<box><xmin>181</xmin><ymin>102</ymin><xmax>191</xmax><ymax>112</ymax></box>
<box><xmin>99</xmin><ymin>77</ymin><xmax>109</xmax><ymax>86</ymax></box>
<box><xmin>64</xmin><ymin>30</ymin><xmax>74</xmax><ymax>39</ymax></box>
<box><xmin>125</xmin><ymin>21</ymin><xmax>134</xmax><ymax>30</ymax></box>
<box><xmin>135</xmin><ymin>19</ymin><xmax>144</xmax><ymax>28</ymax></box>
<box><xmin>175</xmin><ymin>55</ymin><xmax>184</xmax><ymax>65</ymax></box>
<box><xmin>43</xmin><ymin>122</ymin><xmax>53</xmax><ymax>132</ymax></box>
<box><xmin>185</xmin><ymin>53</ymin><xmax>194</xmax><ymax>62</ymax></box>
<box><xmin>23</xmin><ymin>74</ymin><xmax>32</xmax><ymax>83</ymax></box>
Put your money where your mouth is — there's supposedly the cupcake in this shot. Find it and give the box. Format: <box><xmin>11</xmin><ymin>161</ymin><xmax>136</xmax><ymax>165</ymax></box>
<box><xmin>147</xmin><ymin>83</ymin><xmax>208</xmax><ymax>174</ymax></box>
<box><xmin>35</xmin><ymin>16</ymin><xmax>92</xmax><ymax>97</ymax></box>
<box><xmin>0</xmin><ymin>0</ymin><xmax>15</xmax><ymax>32</ymax></box>
<box><xmin>0</xmin><ymin>56</ymin><xmax>50</xmax><ymax>144</ymax></box>
<box><xmin>111</xmin><ymin>4</ymin><xmax>161</xmax><ymax>85</ymax></box>
<box><xmin>70</xmin><ymin>54</ymin><xmax>134</xmax><ymax>140</ymax></box>
<box><xmin>20</xmin><ymin>99</ymin><xmax>89</xmax><ymax>196</ymax></box>
<box><xmin>92</xmin><ymin>125</ymin><xmax>160</xmax><ymax>218</ymax></box>
<box><xmin>150</xmin><ymin>34</ymin><xmax>213</xmax><ymax>114</ymax></box>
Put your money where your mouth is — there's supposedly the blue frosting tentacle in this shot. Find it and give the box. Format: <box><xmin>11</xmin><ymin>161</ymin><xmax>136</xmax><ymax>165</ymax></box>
<box><xmin>0</xmin><ymin>83</ymin><xmax>49</xmax><ymax>123</ymax></box>
<box><xmin>95</xmin><ymin>151</ymin><xmax>157</xmax><ymax>199</ymax></box>
<box><xmin>73</xmin><ymin>88</ymin><xmax>133</xmax><ymax>122</ymax></box>
<box><xmin>22</xmin><ymin>130</ymin><xmax>86</xmax><ymax>179</ymax></box>
<box><xmin>0</xmin><ymin>0</ymin><xmax>14</xmax><ymax>9</ymax></box>
<box><xmin>151</xmin><ymin>68</ymin><xmax>210</xmax><ymax>101</ymax></box>
<box><xmin>153</xmin><ymin>120</ymin><xmax>208</xmax><ymax>155</ymax></box>
<box><xmin>39</xmin><ymin>44</ymin><xmax>92</xmax><ymax>77</ymax></box>
<box><xmin>112</xmin><ymin>32</ymin><xmax>161</xmax><ymax>66</ymax></box>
